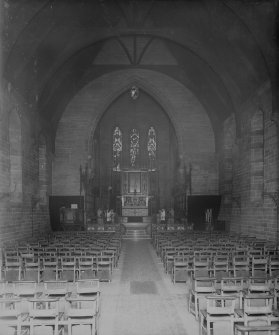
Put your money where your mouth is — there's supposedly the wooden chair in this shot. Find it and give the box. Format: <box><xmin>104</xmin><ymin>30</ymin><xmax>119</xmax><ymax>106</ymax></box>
<box><xmin>232</xmin><ymin>256</ymin><xmax>250</xmax><ymax>278</ymax></box>
<box><xmin>13</xmin><ymin>281</ymin><xmax>37</xmax><ymax>299</ymax></box>
<box><xmin>188</xmin><ymin>276</ymin><xmax>216</xmax><ymax>320</ymax></box>
<box><xmin>22</xmin><ymin>254</ymin><xmax>40</xmax><ymax>282</ymax></box>
<box><xmin>0</xmin><ymin>248</ymin><xmax>4</xmax><ymax>280</ymax></box>
<box><xmin>164</xmin><ymin>250</ymin><xmax>176</xmax><ymax>274</ymax></box>
<box><xmin>0</xmin><ymin>297</ymin><xmax>22</xmax><ymax>335</ymax></box>
<box><xmin>0</xmin><ymin>280</ymin><xmax>4</xmax><ymax>296</ymax></box>
<box><xmin>42</xmin><ymin>256</ymin><xmax>58</xmax><ymax>281</ymax></box>
<box><xmin>44</xmin><ymin>280</ymin><xmax>68</xmax><ymax>298</ymax></box>
<box><xmin>221</xmin><ymin>276</ymin><xmax>245</xmax><ymax>309</ymax></box>
<box><xmin>77</xmin><ymin>257</ymin><xmax>96</xmax><ymax>280</ymax></box>
<box><xmin>238</xmin><ymin>294</ymin><xmax>275</xmax><ymax>330</ymax></box>
<box><xmin>106</xmin><ymin>246</ymin><xmax>119</xmax><ymax>267</ymax></box>
<box><xmin>235</xmin><ymin>324</ymin><xmax>279</xmax><ymax>334</ymax></box>
<box><xmin>97</xmin><ymin>256</ymin><xmax>112</xmax><ymax>282</ymax></box>
<box><xmin>193</xmin><ymin>256</ymin><xmax>211</xmax><ymax>278</ymax></box>
<box><xmin>273</xmin><ymin>276</ymin><xmax>279</xmax><ymax>310</ymax></box>
<box><xmin>269</xmin><ymin>255</ymin><xmax>279</xmax><ymax>278</ymax></box>
<box><xmin>76</xmin><ymin>279</ymin><xmax>100</xmax><ymax>314</ymax></box>
<box><xmin>28</xmin><ymin>297</ymin><xmax>59</xmax><ymax>335</ymax></box>
<box><xmin>199</xmin><ymin>295</ymin><xmax>236</xmax><ymax>335</ymax></box>
<box><xmin>102</xmin><ymin>250</ymin><xmax>117</xmax><ymax>268</ymax></box>
<box><xmin>251</xmin><ymin>256</ymin><xmax>268</xmax><ymax>277</ymax></box>
<box><xmin>212</xmin><ymin>255</ymin><xmax>230</xmax><ymax>283</ymax></box>
<box><xmin>4</xmin><ymin>255</ymin><xmax>22</xmax><ymax>282</ymax></box>
<box><xmin>43</xmin><ymin>247</ymin><xmax>57</xmax><ymax>257</ymax></box>
<box><xmin>172</xmin><ymin>256</ymin><xmax>191</xmax><ymax>283</ymax></box>
<box><xmin>65</xmin><ymin>296</ymin><xmax>98</xmax><ymax>335</ymax></box>
<box><xmin>60</xmin><ymin>256</ymin><xmax>76</xmax><ymax>282</ymax></box>
<box><xmin>248</xmin><ymin>276</ymin><xmax>271</xmax><ymax>295</ymax></box>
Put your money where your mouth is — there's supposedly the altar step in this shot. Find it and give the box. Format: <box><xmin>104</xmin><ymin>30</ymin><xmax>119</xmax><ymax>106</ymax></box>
<box><xmin>123</xmin><ymin>229</ymin><xmax>151</xmax><ymax>240</ymax></box>
<box><xmin>120</xmin><ymin>216</ymin><xmax>153</xmax><ymax>224</ymax></box>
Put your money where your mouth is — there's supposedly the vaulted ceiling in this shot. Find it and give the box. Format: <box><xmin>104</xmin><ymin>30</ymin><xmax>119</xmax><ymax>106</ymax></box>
<box><xmin>2</xmin><ymin>0</ymin><xmax>276</xmax><ymax>136</ymax></box>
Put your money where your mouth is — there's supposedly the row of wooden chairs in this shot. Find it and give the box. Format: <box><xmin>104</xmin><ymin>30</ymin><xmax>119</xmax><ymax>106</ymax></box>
<box><xmin>152</xmin><ymin>231</ymin><xmax>277</xmax><ymax>255</ymax></box>
<box><xmin>157</xmin><ymin>242</ymin><xmax>278</xmax><ymax>261</ymax></box>
<box><xmin>2</xmin><ymin>234</ymin><xmax>122</xmax><ymax>254</ymax></box>
<box><xmin>199</xmin><ymin>294</ymin><xmax>279</xmax><ymax>335</ymax></box>
<box><xmin>0</xmin><ymin>296</ymin><xmax>98</xmax><ymax>335</ymax></box>
<box><xmin>168</xmin><ymin>254</ymin><xmax>279</xmax><ymax>283</ymax></box>
<box><xmin>0</xmin><ymin>232</ymin><xmax>121</xmax><ymax>334</ymax></box>
<box><xmin>1</xmin><ymin>232</ymin><xmax>122</xmax><ymax>283</ymax></box>
<box><xmin>153</xmin><ymin>230</ymin><xmax>279</xmax><ymax>334</ymax></box>
<box><xmin>0</xmin><ymin>279</ymin><xmax>100</xmax><ymax>335</ymax></box>
<box><xmin>160</xmin><ymin>245</ymin><xmax>279</xmax><ymax>260</ymax></box>
<box><xmin>4</xmin><ymin>246</ymin><xmax>120</xmax><ymax>257</ymax></box>
<box><xmin>189</xmin><ymin>275</ymin><xmax>279</xmax><ymax>319</ymax></box>
<box><xmin>0</xmin><ymin>279</ymin><xmax>100</xmax><ymax>301</ymax></box>
<box><xmin>152</xmin><ymin>231</ymin><xmax>279</xmax><ymax>284</ymax></box>
<box><xmin>3</xmin><ymin>254</ymin><xmax>115</xmax><ymax>282</ymax></box>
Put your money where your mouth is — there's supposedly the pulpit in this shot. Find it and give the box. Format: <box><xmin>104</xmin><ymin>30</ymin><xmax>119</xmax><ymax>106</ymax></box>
<box><xmin>59</xmin><ymin>207</ymin><xmax>84</xmax><ymax>230</ymax></box>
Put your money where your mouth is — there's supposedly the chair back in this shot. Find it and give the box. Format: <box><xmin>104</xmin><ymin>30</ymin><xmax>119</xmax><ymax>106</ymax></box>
<box><xmin>76</xmin><ymin>279</ymin><xmax>100</xmax><ymax>295</ymax></box>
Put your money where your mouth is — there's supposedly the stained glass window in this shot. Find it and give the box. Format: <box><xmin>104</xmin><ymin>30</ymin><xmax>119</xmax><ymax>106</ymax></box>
<box><xmin>147</xmin><ymin>126</ymin><xmax>156</xmax><ymax>170</ymax></box>
<box><xmin>112</xmin><ymin>127</ymin><xmax>122</xmax><ymax>171</ymax></box>
<box><xmin>130</xmin><ymin>128</ymin><xmax>139</xmax><ymax>167</ymax></box>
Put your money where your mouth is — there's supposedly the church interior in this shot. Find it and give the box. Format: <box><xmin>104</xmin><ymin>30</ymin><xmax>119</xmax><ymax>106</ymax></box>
<box><xmin>0</xmin><ymin>1</ymin><xmax>279</xmax><ymax>334</ymax></box>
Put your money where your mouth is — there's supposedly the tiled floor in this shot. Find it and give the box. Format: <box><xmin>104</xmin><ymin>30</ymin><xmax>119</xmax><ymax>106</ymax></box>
<box><xmin>99</xmin><ymin>240</ymin><xmax>199</xmax><ymax>335</ymax></box>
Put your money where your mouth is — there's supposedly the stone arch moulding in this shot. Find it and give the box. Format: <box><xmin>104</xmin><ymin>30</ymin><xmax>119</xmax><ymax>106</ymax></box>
<box><xmin>85</xmin><ymin>76</ymin><xmax>182</xmax><ymax>156</ymax></box>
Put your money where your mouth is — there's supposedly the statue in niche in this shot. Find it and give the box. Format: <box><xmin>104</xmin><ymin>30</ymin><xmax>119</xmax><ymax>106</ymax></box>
<box><xmin>130</xmin><ymin>128</ymin><xmax>139</xmax><ymax>167</ymax></box>
<box><xmin>112</xmin><ymin>127</ymin><xmax>122</xmax><ymax>171</ymax></box>
<box><xmin>147</xmin><ymin>126</ymin><xmax>156</xmax><ymax>171</ymax></box>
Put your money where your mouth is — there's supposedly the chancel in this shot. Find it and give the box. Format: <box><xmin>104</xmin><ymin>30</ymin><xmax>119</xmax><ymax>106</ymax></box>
<box><xmin>0</xmin><ymin>1</ymin><xmax>279</xmax><ymax>335</ymax></box>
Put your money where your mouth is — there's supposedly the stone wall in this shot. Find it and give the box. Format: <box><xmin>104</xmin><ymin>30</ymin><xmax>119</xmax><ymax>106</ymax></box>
<box><xmin>218</xmin><ymin>84</ymin><xmax>278</xmax><ymax>241</ymax></box>
<box><xmin>0</xmin><ymin>84</ymin><xmax>51</xmax><ymax>245</ymax></box>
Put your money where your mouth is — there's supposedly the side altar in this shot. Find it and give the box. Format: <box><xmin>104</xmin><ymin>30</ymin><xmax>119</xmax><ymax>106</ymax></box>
<box><xmin>117</xmin><ymin>169</ymin><xmax>154</xmax><ymax>217</ymax></box>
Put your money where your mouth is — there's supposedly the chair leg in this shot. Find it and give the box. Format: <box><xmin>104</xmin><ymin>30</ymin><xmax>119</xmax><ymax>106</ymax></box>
<box><xmin>17</xmin><ymin>319</ymin><xmax>21</xmax><ymax>335</ymax></box>
<box><xmin>195</xmin><ymin>295</ymin><xmax>198</xmax><ymax>320</ymax></box>
<box><xmin>68</xmin><ymin>319</ymin><xmax>71</xmax><ymax>335</ymax></box>
<box><xmin>199</xmin><ymin>315</ymin><xmax>202</xmax><ymax>335</ymax></box>
<box><xmin>96</xmin><ymin>318</ymin><xmax>99</xmax><ymax>335</ymax></box>
<box><xmin>54</xmin><ymin>318</ymin><xmax>58</xmax><ymax>335</ymax></box>
<box><xmin>30</xmin><ymin>318</ymin><xmax>34</xmax><ymax>335</ymax></box>
<box><xmin>230</xmin><ymin>320</ymin><xmax>234</xmax><ymax>335</ymax></box>
<box><xmin>207</xmin><ymin>320</ymin><xmax>210</xmax><ymax>335</ymax></box>
<box><xmin>188</xmin><ymin>291</ymin><xmax>192</xmax><ymax>313</ymax></box>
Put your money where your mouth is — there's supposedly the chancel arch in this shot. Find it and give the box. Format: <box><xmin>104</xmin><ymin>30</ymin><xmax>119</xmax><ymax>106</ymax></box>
<box><xmin>53</xmin><ymin>69</ymin><xmax>215</xmax><ymax>199</ymax></box>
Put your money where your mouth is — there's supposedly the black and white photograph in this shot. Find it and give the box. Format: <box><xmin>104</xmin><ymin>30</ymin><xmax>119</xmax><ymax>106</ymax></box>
<box><xmin>0</xmin><ymin>0</ymin><xmax>279</xmax><ymax>334</ymax></box>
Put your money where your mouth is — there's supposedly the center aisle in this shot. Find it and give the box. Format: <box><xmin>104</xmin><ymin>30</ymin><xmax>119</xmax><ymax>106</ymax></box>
<box><xmin>99</xmin><ymin>240</ymin><xmax>199</xmax><ymax>335</ymax></box>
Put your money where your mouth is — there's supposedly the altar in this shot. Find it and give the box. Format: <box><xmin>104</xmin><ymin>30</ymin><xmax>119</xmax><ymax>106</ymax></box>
<box><xmin>121</xmin><ymin>195</ymin><xmax>151</xmax><ymax>216</ymax></box>
<box><xmin>118</xmin><ymin>169</ymin><xmax>153</xmax><ymax>217</ymax></box>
